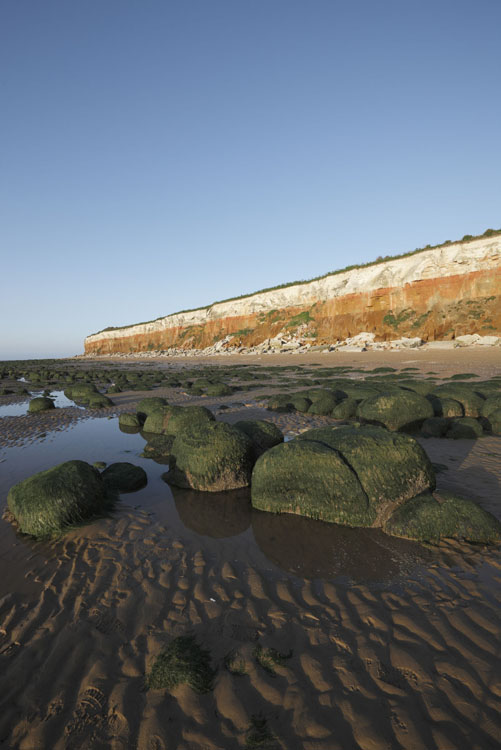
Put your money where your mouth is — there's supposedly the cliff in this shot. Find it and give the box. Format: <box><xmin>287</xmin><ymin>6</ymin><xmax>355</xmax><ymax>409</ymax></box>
<box><xmin>84</xmin><ymin>234</ymin><xmax>501</xmax><ymax>354</ymax></box>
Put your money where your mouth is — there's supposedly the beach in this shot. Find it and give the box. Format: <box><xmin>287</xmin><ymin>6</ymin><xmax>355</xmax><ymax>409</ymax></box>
<box><xmin>1</xmin><ymin>349</ymin><xmax>500</xmax><ymax>749</ymax></box>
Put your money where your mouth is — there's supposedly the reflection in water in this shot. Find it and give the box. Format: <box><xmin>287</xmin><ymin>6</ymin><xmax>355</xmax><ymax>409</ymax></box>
<box><xmin>0</xmin><ymin>413</ymin><xmax>435</xmax><ymax>586</ymax></box>
<box><xmin>251</xmin><ymin>510</ymin><xmax>431</xmax><ymax>582</ymax></box>
<box><xmin>170</xmin><ymin>485</ymin><xmax>252</xmax><ymax>538</ymax></box>
<box><xmin>0</xmin><ymin>389</ymin><xmax>80</xmax><ymax>418</ymax></box>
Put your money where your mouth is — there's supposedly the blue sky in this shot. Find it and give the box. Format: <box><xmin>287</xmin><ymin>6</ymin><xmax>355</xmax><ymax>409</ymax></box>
<box><xmin>1</xmin><ymin>0</ymin><xmax>500</xmax><ymax>359</ymax></box>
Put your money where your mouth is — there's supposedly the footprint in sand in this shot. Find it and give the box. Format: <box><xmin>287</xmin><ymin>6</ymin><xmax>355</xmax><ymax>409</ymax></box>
<box><xmin>88</xmin><ymin>607</ymin><xmax>125</xmax><ymax>635</ymax></box>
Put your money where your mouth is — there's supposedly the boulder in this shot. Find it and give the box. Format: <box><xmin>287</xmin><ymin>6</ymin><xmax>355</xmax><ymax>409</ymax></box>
<box><xmin>233</xmin><ymin>419</ymin><xmax>284</xmax><ymax>460</ymax></box>
<box><xmin>141</xmin><ymin>434</ymin><xmax>175</xmax><ymax>464</ymax></box>
<box><xmin>307</xmin><ymin>391</ymin><xmax>338</xmax><ymax>415</ymax></box>
<box><xmin>251</xmin><ymin>425</ymin><xmax>435</xmax><ymax>528</ymax></box>
<box><xmin>205</xmin><ymin>383</ymin><xmax>233</xmax><ymax>396</ymax></box>
<box><xmin>446</xmin><ymin>417</ymin><xmax>483</xmax><ymax>439</ymax></box>
<box><xmin>164</xmin><ymin>422</ymin><xmax>254</xmax><ymax>492</ymax></box>
<box><xmin>389</xmin><ymin>337</ymin><xmax>423</xmax><ymax>349</ymax></box>
<box><xmin>426</xmin><ymin>396</ymin><xmax>464</xmax><ymax>418</ymax></box>
<box><xmin>421</xmin><ymin>417</ymin><xmax>449</xmax><ymax>438</ymax></box>
<box><xmin>251</xmin><ymin>439</ymin><xmax>372</xmax><ymax>526</ymax></box>
<box><xmin>356</xmin><ymin>391</ymin><xmax>434</xmax><ymax>431</ymax></box>
<box><xmin>297</xmin><ymin>425</ymin><xmax>435</xmax><ymax>523</ymax></box>
<box><xmin>431</xmin><ymin>384</ymin><xmax>485</xmax><ymax>417</ymax></box>
<box><xmin>481</xmin><ymin>395</ymin><xmax>501</xmax><ymax>420</ymax></box>
<box><xmin>331</xmin><ymin>397</ymin><xmax>358</xmax><ymax>419</ymax></box>
<box><xmin>289</xmin><ymin>394</ymin><xmax>312</xmax><ymax>413</ymax></box>
<box><xmin>85</xmin><ymin>394</ymin><xmax>114</xmax><ymax>409</ymax></box>
<box><xmin>119</xmin><ymin>412</ymin><xmax>142</xmax><ymax>430</ymax></box>
<box><xmin>488</xmin><ymin>408</ymin><xmax>501</xmax><ymax>435</ymax></box>
<box><xmin>64</xmin><ymin>383</ymin><xmax>99</xmax><ymax>400</ymax></box>
<box><xmin>384</xmin><ymin>492</ymin><xmax>501</xmax><ymax>543</ymax></box>
<box><xmin>101</xmin><ymin>462</ymin><xmax>147</xmax><ymax>492</ymax></box>
<box><xmin>267</xmin><ymin>395</ymin><xmax>294</xmax><ymax>413</ymax></box>
<box><xmin>7</xmin><ymin>460</ymin><xmax>112</xmax><ymax>538</ymax></box>
<box><xmin>143</xmin><ymin>405</ymin><xmax>214</xmax><ymax>436</ymax></box>
<box><xmin>136</xmin><ymin>397</ymin><xmax>169</xmax><ymax>417</ymax></box>
<box><xmin>28</xmin><ymin>396</ymin><xmax>55</xmax><ymax>413</ymax></box>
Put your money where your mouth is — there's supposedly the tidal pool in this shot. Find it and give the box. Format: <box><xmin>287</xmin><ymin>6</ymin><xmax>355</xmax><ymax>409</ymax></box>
<box><xmin>0</xmin><ymin>389</ymin><xmax>81</xmax><ymax>418</ymax></box>
<box><xmin>0</xmin><ymin>414</ymin><xmax>441</xmax><ymax>587</ymax></box>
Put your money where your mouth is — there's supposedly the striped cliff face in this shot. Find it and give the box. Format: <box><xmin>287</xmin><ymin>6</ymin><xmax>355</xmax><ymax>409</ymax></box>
<box><xmin>84</xmin><ymin>236</ymin><xmax>501</xmax><ymax>354</ymax></box>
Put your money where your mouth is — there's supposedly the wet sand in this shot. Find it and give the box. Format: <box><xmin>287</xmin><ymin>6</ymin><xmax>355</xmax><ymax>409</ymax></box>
<box><xmin>1</xmin><ymin>352</ymin><xmax>501</xmax><ymax>749</ymax></box>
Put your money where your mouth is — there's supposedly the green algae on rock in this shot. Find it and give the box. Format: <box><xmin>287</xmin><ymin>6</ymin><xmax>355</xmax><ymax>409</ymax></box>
<box><xmin>384</xmin><ymin>492</ymin><xmax>501</xmax><ymax>543</ymax></box>
<box><xmin>205</xmin><ymin>383</ymin><xmax>233</xmax><ymax>396</ymax></box>
<box><xmin>446</xmin><ymin>417</ymin><xmax>484</xmax><ymax>439</ymax></box>
<box><xmin>297</xmin><ymin>425</ymin><xmax>435</xmax><ymax>524</ymax></box>
<box><xmin>165</xmin><ymin>421</ymin><xmax>254</xmax><ymax>492</ymax></box>
<box><xmin>136</xmin><ymin>396</ymin><xmax>169</xmax><ymax>418</ymax></box>
<box><xmin>101</xmin><ymin>462</ymin><xmax>147</xmax><ymax>493</ymax></box>
<box><xmin>356</xmin><ymin>391</ymin><xmax>434</xmax><ymax>432</ymax></box>
<box><xmin>7</xmin><ymin>460</ymin><xmax>113</xmax><ymax>538</ymax></box>
<box><xmin>251</xmin><ymin>425</ymin><xmax>435</xmax><ymax>528</ymax></box>
<box><xmin>431</xmin><ymin>384</ymin><xmax>485</xmax><ymax>417</ymax></box>
<box><xmin>119</xmin><ymin>412</ymin><xmax>142</xmax><ymax>430</ymax></box>
<box><xmin>28</xmin><ymin>396</ymin><xmax>55</xmax><ymax>413</ymax></box>
<box><xmin>488</xmin><ymin>408</ymin><xmax>501</xmax><ymax>435</ymax></box>
<box><xmin>142</xmin><ymin>404</ymin><xmax>214</xmax><ymax>436</ymax></box>
<box><xmin>233</xmin><ymin>419</ymin><xmax>284</xmax><ymax>460</ymax></box>
<box><xmin>251</xmin><ymin>439</ymin><xmax>373</xmax><ymax>526</ymax></box>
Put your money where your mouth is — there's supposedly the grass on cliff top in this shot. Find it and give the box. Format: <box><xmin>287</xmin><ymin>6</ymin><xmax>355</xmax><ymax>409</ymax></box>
<box><xmin>89</xmin><ymin>228</ymin><xmax>501</xmax><ymax>337</ymax></box>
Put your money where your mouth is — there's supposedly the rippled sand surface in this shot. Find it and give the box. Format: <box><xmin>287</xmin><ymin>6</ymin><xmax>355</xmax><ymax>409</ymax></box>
<box><xmin>1</xmin><ymin>357</ymin><xmax>501</xmax><ymax>749</ymax></box>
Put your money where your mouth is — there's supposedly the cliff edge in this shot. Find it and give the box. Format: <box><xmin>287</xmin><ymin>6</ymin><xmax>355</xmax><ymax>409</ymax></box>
<box><xmin>85</xmin><ymin>233</ymin><xmax>501</xmax><ymax>354</ymax></box>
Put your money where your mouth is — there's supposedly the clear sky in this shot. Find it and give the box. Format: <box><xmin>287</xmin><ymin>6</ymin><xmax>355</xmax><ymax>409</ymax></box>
<box><xmin>1</xmin><ymin>0</ymin><xmax>500</xmax><ymax>359</ymax></box>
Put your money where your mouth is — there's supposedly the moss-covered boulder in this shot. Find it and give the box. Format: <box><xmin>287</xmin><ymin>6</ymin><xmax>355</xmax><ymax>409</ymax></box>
<box><xmin>119</xmin><ymin>412</ymin><xmax>142</xmax><ymax>430</ymax></box>
<box><xmin>205</xmin><ymin>383</ymin><xmax>233</xmax><ymax>397</ymax></box>
<box><xmin>297</xmin><ymin>425</ymin><xmax>435</xmax><ymax>523</ymax></box>
<box><xmin>85</xmin><ymin>394</ymin><xmax>114</xmax><ymax>409</ymax></box>
<box><xmin>481</xmin><ymin>395</ymin><xmax>501</xmax><ymax>420</ymax></box>
<box><xmin>101</xmin><ymin>462</ymin><xmax>147</xmax><ymax>492</ymax></box>
<box><xmin>28</xmin><ymin>396</ymin><xmax>55</xmax><ymax>413</ymax></box>
<box><xmin>431</xmin><ymin>384</ymin><xmax>485</xmax><ymax>417</ymax></box>
<box><xmin>421</xmin><ymin>417</ymin><xmax>450</xmax><ymax>438</ymax></box>
<box><xmin>251</xmin><ymin>439</ymin><xmax>372</xmax><ymax>526</ymax></box>
<box><xmin>488</xmin><ymin>408</ymin><xmax>501</xmax><ymax>435</ymax></box>
<box><xmin>267</xmin><ymin>394</ymin><xmax>293</xmax><ymax>413</ymax></box>
<box><xmin>136</xmin><ymin>397</ymin><xmax>169</xmax><ymax>418</ymax></box>
<box><xmin>384</xmin><ymin>492</ymin><xmax>501</xmax><ymax>543</ymax></box>
<box><xmin>446</xmin><ymin>417</ymin><xmax>484</xmax><ymax>439</ymax></box>
<box><xmin>427</xmin><ymin>395</ymin><xmax>464</xmax><ymax>417</ymax></box>
<box><xmin>165</xmin><ymin>422</ymin><xmax>254</xmax><ymax>492</ymax></box>
<box><xmin>7</xmin><ymin>460</ymin><xmax>112</xmax><ymax>538</ymax></box>
<box><xmin>64</xmin><ymin>383</ymin><xmax>99</xmax><ymax>400</ymax></box>
<box><xmin>308</xmin><ymin>391</ymin><xmax>338</xmax><ymax>415</ymax></box>
<box><xmin>356</xmin><ymin>391</ymin><xmax>434</xmax><ymax>432</ymax></box>
<box><xmin>141</xmin><ymin>434</ymin><xmax>175</xmax><ymax>464</ymax></box>
<box><xmin>233</xmin><ymin>419</ymin><xmax>284</xmax><ymax>460</ymax></box>
<box><xmin>331</xmin><ymin>397</ymin><xmax>358</xmax><ymax>419</ymax></box>
<box><xmin>337</xmin><ymin>384</ymin><xmax>380</xmax><ymax>401</ymax></box>
<box><xmin>289</xmin><ymin>394</ymin><xmax>311</xmax><ymax>413</ymax></box>
<box><xmin>164</xmin><ymin>405</ymin><xmax>215</xmax><ymax>436</ymax></box>
<box><xmin>143</xmin><ymin>405</ymin><xmax>214</xmax><ymax>436</ymax></box>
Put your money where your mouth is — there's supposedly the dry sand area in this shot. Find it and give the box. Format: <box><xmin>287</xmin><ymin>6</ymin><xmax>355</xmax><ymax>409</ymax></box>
<box><xmin>1</xmin><ymin>349</ymin><xmax>501</xmax><ymax>749</ymax></box>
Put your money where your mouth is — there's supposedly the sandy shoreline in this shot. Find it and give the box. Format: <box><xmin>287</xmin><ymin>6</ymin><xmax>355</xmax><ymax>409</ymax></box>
<box><xmin>77</xmin><ymin>345</ymin><xmax>501</xmax><ymax>378</ymax></box>
<box><xmin>1</xmin><ymin>353</ymin><xmax>501</xmax><ymax>749</ymax></box>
